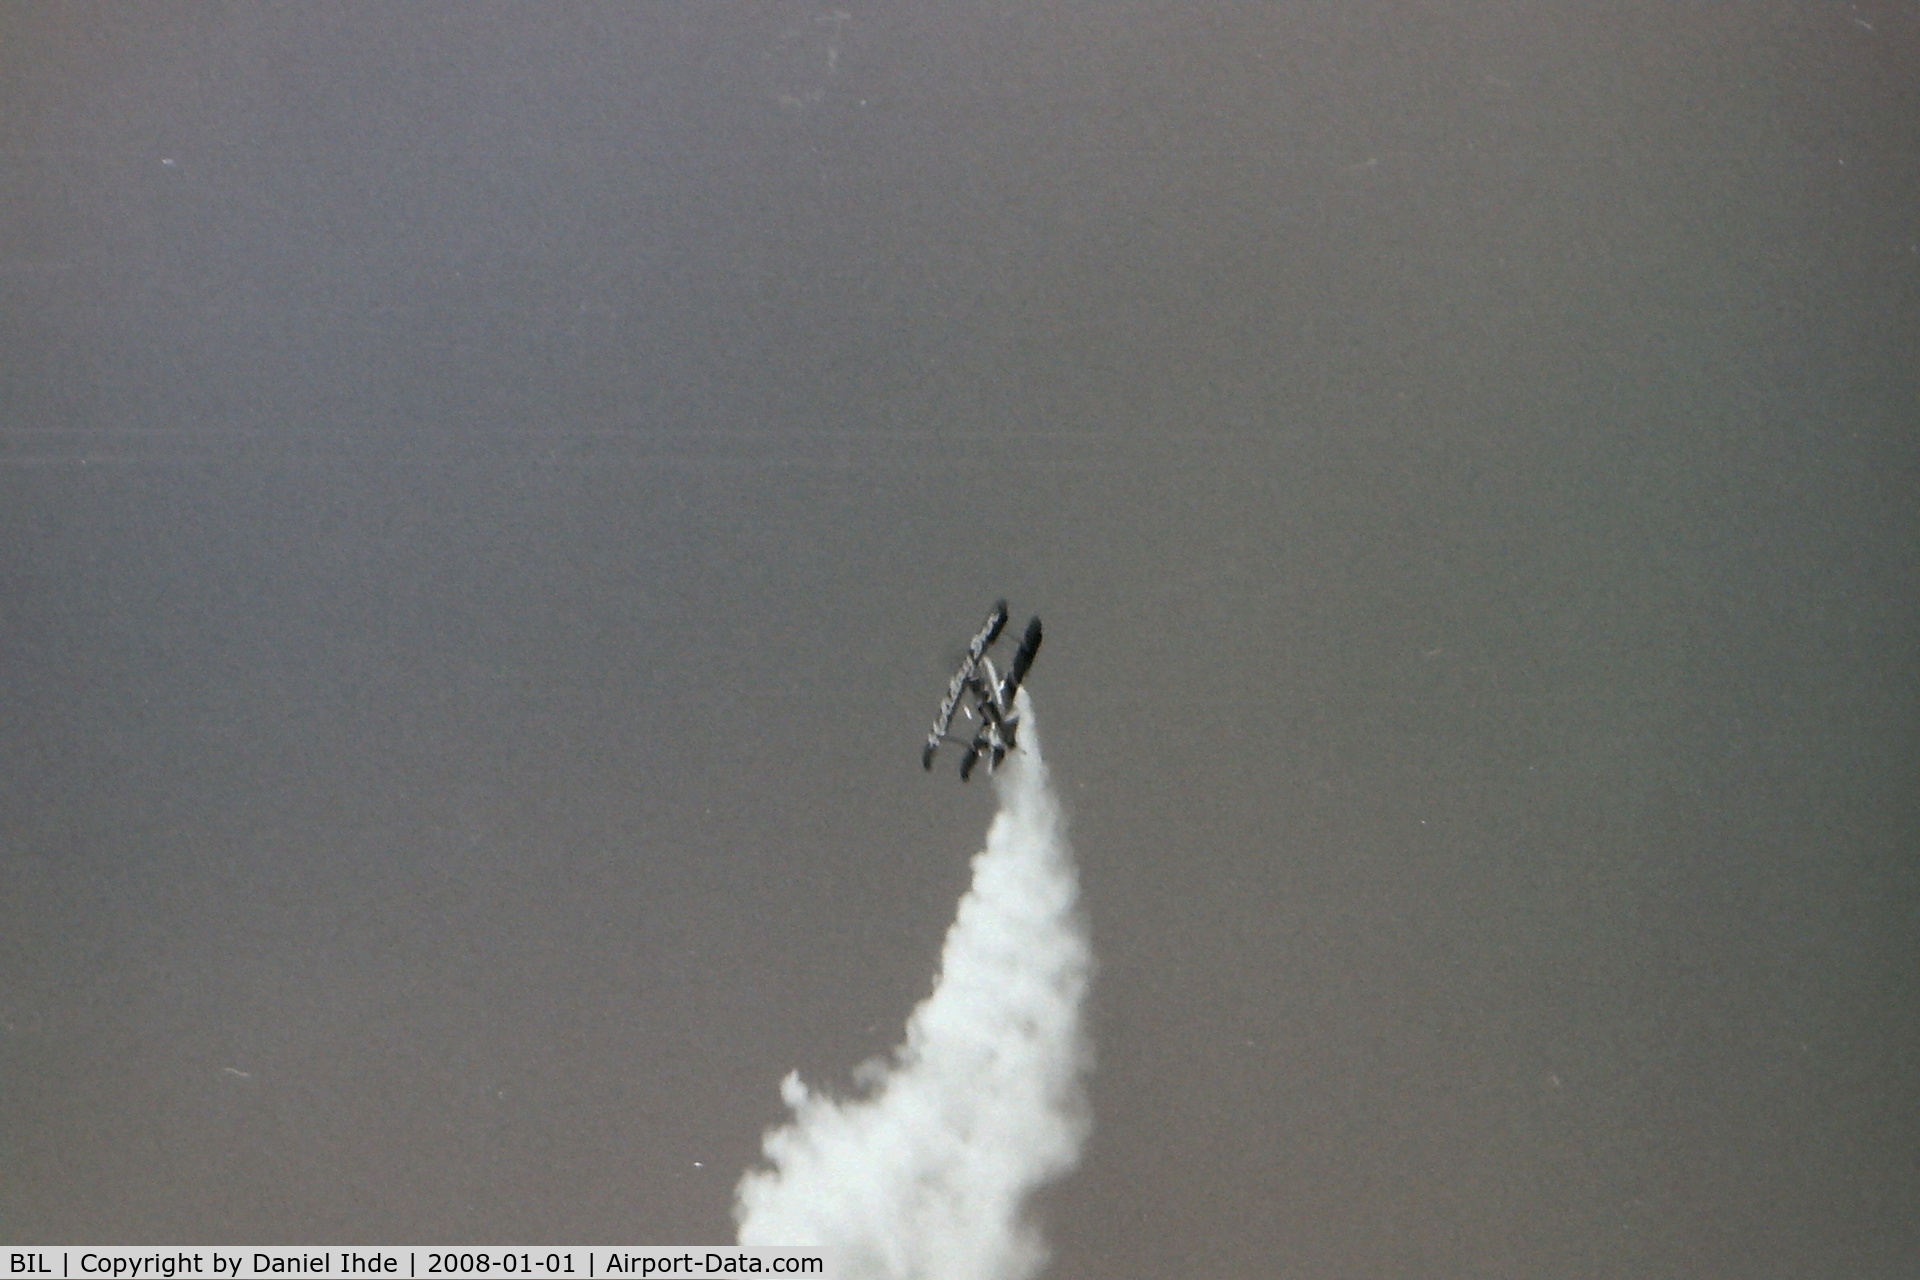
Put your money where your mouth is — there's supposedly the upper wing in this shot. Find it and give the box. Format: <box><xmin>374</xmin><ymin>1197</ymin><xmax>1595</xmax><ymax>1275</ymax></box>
<box><xmin>922</xmin><ymin>601</ymin><xmax>1010</xmax><ymax>768</ymax></box>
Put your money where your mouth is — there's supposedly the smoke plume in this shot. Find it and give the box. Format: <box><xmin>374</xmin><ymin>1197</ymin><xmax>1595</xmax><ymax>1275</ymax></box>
<box><xmin>735</xmin><ymin>692</ymin><xmax>1093</xmax><ymax>1280</ymax></box>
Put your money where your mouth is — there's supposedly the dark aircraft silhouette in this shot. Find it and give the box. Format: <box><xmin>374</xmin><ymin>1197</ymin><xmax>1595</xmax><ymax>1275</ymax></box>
<box><xmin>922</xmin><ymin>600</ymin><xmax>1043</xmax><ymax>780</ymax></box>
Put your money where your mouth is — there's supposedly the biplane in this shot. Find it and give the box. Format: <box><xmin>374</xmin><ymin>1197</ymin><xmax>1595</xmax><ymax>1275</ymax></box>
<box><xmin>921</xmin><ymin>600</ymin><xmax>1043</xmax><ymax>780</ymax></box>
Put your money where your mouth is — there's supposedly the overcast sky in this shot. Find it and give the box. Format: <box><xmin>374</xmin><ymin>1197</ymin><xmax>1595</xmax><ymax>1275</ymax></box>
<box><xmin>3</xmin><ymin>4</ymin><xmax>1917</xmax><ymax>1275</ymax></box>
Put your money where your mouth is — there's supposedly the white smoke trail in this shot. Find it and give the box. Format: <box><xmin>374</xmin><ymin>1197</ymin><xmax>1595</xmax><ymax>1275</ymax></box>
<box><xmin>735</xmin><ymin>691</ymin><xmax>1092</xmax><ymax>1280</ymax></box>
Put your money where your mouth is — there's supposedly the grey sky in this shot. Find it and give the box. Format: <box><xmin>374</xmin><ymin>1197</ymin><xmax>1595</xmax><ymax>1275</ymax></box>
<box><xmin>3</xmin><ymin>4</ymin><xmax>1916</xmax><ymax>1275</ymax></box>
